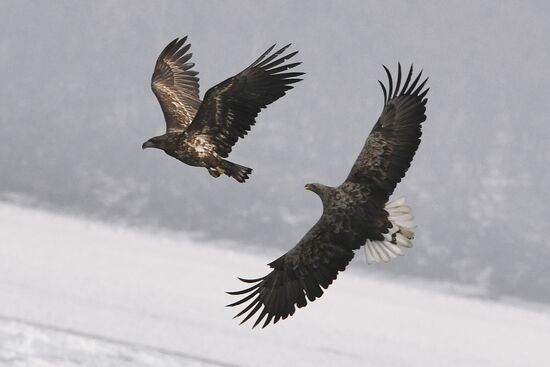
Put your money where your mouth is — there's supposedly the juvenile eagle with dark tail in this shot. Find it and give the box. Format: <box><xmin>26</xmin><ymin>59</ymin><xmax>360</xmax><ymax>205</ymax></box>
<box><xmin>228</xmin><ymin>64</ymin><xmax>429</xmax><ymax>327</ymax></box>
<box><xmin>142</xmin><ymin>37</ymin><xmax>303</xmax><ymax>182</ymax></box>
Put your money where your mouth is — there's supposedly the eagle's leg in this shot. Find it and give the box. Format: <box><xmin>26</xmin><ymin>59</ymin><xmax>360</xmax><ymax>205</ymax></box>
<box><xmin>207</xmin><ymin>167</ymin><xmax>221</xmax><ymax>178</ymax></box>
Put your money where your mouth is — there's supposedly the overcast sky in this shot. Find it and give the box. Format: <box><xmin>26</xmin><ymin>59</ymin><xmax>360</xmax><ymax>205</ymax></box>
<box><xmin>1</xmin><ymin>0</ymin><xmax>549</xmax><ymax>304</ymax></box>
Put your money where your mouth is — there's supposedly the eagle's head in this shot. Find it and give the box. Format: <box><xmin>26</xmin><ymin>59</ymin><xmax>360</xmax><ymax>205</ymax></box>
<box><xmin>304</xmin><ymin>183</ymin><xmax>333</xmax><ymax>203</ymax></box>
<box><xmin>142</xmin><ymin>134</ymin><xmax>172</xmax><ymax>151</ymax></box>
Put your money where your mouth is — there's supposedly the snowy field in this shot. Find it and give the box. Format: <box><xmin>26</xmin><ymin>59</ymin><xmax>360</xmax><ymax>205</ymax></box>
<box><xmin>1</xmin><ymin>203</ymin><xmax>549</xmax><ymax>367</ymax></box>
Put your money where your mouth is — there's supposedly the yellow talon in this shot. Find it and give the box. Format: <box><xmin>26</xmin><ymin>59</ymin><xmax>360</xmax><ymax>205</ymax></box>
<box><xmin>216</xmin><ymin>166</ymin><xmax>226</xmax><ymax>174</ymax></box>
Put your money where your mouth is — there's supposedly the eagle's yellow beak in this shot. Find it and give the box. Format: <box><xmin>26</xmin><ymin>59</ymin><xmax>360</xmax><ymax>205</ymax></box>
<box><xmin>304</xmin><ymin>184</ymin><xmax>313</xmax><ymax>191</ymax></box>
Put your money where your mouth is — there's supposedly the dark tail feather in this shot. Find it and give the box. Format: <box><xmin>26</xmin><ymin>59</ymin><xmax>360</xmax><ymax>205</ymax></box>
<box><xmin>222</xmin><ymin>160</ymin><xmax>252</xmax><ymax>183</ymax></box>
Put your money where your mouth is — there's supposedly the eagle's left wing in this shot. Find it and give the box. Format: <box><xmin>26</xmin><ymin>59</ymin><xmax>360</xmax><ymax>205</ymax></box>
<box><xmin>227</xmin><ymin>219</ymin><xmax>357</xmax><ymax>328</ymax></box>
<box><xmin>345</xmin><ymin>64</ymin><xmax>429</xmax><ymax>199</ymax></box>
<box><xmin>184</xmin><ymin>44</ymin><xmax>303</xmax><ymax>158</ymax></box>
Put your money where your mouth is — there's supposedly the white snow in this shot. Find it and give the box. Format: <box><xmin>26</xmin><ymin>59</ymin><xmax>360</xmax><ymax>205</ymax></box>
<box><xmin>0</xmin><ymin>317</ymin><xmax>216</xmax><ymax>367</ymax></box>
<box><xmin>1</xmin><ymin>203</ymin><xmax>549</xmax><ymax>367</ymax></box>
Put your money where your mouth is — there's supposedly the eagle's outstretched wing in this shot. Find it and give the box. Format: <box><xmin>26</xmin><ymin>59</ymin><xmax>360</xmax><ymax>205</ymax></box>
<box><xmin>184</xmin><ymin>44</ymin><xmax>303</xmax><ymax>158</ymax></box>
<box><xmin>345</xmin><ymin>64</ymin><xmax>429</xmax><ymax>199</ymax></box>
<box><xmin>151</xmin><ymin>37</ymin><xmax>201</xmax><ymax>133</ymax></box>
<box><xmin>227</xmin><ymin>219</ymin><xmax>357</xmax><ymax>328</ymax></box>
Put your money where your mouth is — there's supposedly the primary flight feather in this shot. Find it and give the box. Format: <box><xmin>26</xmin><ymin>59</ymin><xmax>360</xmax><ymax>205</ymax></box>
<box><xmin>228</xmin><ymin>64</ymin><xmax>429</xmax><ymax>328</ymax></box>
<box><xmin>143</xmin><ymin>36</ymin><xmax>304</xmax><ymax>182</ymax></box>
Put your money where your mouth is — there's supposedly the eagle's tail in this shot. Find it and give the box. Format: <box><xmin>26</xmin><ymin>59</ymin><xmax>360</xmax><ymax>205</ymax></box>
<box><xmin>220</xmin><ymin>160</ymin><xmax>253</xmax><ymax>183</ymax></box>
<box><xmin>364</xmin><ymin>197</ymin><xmax>416</xmax><ymax>264</ymax></box>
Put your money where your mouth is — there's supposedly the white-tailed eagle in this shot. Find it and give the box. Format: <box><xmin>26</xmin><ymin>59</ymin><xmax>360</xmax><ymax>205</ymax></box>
<box><xmin>228</xmin><ymin>64</ymin><xmax>429</xmax><ymax>327</ymax></box>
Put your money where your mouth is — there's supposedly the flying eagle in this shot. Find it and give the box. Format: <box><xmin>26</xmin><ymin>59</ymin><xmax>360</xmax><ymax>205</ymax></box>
<box><xmin>228</xmin><ymin>64</ymin><xmax>429</xmax><ymax>328</ymax></box>
<box><xmin>142</xmin><ymin>37</ymin><xmax>303</xmax><ymax>182</ymax></box>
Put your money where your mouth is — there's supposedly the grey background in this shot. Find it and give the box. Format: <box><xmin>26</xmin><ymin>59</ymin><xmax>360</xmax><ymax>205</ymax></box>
<box><xmin>1</xmin><ymin>1</ymin><xmax>549</xmax><ymax>303</ymax></box>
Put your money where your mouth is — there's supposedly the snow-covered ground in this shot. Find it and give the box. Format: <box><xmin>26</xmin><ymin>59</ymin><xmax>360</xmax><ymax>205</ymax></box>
<box><xmin>1</xmin><ymin>203</ymin><xmax>549</xmax><ymax>367</ymax></box>
<box><xmin>0</xmin><ymin>317</ymin><xmax>226</xmax><ymax>367</ymax></box>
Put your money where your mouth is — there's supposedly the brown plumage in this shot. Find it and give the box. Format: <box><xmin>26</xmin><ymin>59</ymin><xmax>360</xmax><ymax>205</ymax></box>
<box><xmin>227</xmin><ymin>64</ymin><xmax>429</xmax><ymax>328</ymax></box>
<box><xmin>142</xmin><ymin>36</ymin><xmax>304</xmax><ymax>182</ymax></box>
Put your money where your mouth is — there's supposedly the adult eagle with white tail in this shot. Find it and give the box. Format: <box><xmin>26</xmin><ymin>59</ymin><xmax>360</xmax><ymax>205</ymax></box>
<box><xmin>228</xmin><ymin>64</ymin><xmax>429</xmax><ymax>327</ymax></box>
<box><xmin>142</xmin><ymin>37</ymin><xmax>303</xmax><ymax>182</ymax></box>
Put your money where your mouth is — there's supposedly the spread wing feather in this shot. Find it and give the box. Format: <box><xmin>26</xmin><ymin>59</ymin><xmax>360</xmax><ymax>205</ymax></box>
<box><xmin>346</xmin><ymin>64</ymin><xmax>429</xmax><ymax>199</ymax></box>
<box><xmin>185</xmin><ymin>44</ymin><xmax>303</xmax><ymax>158</ymax></box>
<box><xmin>151</xmin><ymin>37</ymin><xmax>201</xmax><ymax>133</ymax></box>
<box><xmin>227</xmin><ymin>220</ymin><xmax>357</xmax><ymax>328</ymax></box>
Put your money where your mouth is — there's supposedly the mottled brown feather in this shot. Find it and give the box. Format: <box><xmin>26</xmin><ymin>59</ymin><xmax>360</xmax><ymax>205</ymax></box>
<box><xmin>346</xmin><ymin>63</ymin><xmax>429</xmax><ymax>200</ymax></box>
<box><xmin>151</xmin><ymin>37</ymin><xmax>201</xmax><ymax>133</ymax></box>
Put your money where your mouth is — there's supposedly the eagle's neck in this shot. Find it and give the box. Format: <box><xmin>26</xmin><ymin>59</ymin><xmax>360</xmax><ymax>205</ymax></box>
<box><xmin>311</xmin><ymin>183</ymin><xmax>335</xmax><ymax>207</ymax></box>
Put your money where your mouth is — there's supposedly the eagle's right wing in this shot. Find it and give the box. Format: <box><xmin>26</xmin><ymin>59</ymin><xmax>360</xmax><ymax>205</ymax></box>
<box><xmin>151</xmin><ymin>37</ymin><xmax>201</xmax><ymax>133</ymax></box>
<box><xmin>227</xmin><ymin>219</ymin><xmax>356</xmax><ymax>328</ymax></box>
<box><xmin>345</xmin><ymin>64</ymin><xmax>429</xmax><ymax>200</ymax></box>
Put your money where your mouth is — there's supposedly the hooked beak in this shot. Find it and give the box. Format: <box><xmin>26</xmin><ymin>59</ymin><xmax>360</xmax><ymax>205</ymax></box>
<box><xmin>142</xmin><ymin>141</ymin><xmax>155</xmax><ymax>150</ymax></box>
<box><xmin>304</xmin><ymin>184</ymin><xmax>313</xmax><ymax>191</ymax></box>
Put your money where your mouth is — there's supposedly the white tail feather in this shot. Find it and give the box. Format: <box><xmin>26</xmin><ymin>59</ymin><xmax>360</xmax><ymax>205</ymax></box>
<box><xmin>382</xmin><ymin>241</ymin><xmax>404</xmax><ymax>256</ymax></box>
<box><xmin>365</xmin><ymin>241</ymin><xmax>379</xmax><ymax>264</ymax></box>
<box><xmin>365</xmin><ymin>240</ymin><xmax>396</xmax><ymax>264</ymax></box>
<box><xmin>396</xmin><ymin>232</ymin><xmax>413</xmax><ymax>248</ymax></box>
<box><xmin>364</xmin><ymin>196</ymin><xmax>416</xmax><ymax>265</ymax></box>
<box><xmin>385</xmin><ymin>197</ymin><xmax>406</xmax><ymax>208</ymax></box>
